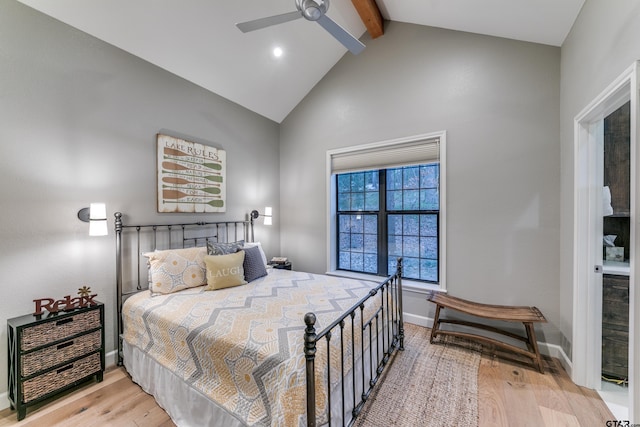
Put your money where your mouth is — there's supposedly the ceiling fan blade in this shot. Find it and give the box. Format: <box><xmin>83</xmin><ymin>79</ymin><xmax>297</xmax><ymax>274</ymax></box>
<box><xmin>236</xmin><ymin>11</ymin><xmax>302</xmax><ymax>33</ymax></box>
<box><xmin>316</xmin><ymin>14</ymin><xmax>365</xmax><ymax>55</ymax></box>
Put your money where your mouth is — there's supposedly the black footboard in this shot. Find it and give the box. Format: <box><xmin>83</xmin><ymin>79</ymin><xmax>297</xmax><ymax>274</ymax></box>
<box><xmin>304</xmin><ymin>258</ymin><xmax>404</xmax><ymax>427</ymax></box>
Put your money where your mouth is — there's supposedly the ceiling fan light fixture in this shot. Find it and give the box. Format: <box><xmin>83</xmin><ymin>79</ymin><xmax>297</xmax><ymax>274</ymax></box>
<box><xmin>297</xmin><ymin>0</ymin><xmax>327</xmax><ymax>21</ymax></box>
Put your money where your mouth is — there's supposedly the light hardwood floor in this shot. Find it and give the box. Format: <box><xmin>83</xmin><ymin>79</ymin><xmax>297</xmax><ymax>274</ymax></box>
<box><xmin>477</xmin><ymin>350</ymin><xmax>615</xmax><ymax>427</ymax></box>
<box><xmin>0</xmin><ymin>352</ymin><xmax>615</xmax><ymax>426</ymax></box>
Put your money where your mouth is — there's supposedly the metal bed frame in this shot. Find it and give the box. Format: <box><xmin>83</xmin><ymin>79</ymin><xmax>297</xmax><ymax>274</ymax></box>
<box><xmin>304</xmin><ymin>260</ymin><xmax>404</xmax><ymax>427</ymax></box>
<box><xmin>114</xmin><ymin>212</ymin><xmax>404</xmax><ymax>427</ymax></box>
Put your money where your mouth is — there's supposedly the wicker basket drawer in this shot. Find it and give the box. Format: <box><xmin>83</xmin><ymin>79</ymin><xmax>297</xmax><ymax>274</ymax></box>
<box><xmin>21</xmin><ymin>329</ymin><xmax>102</xmax><ymax>377</ymax></box>
<box><xmin>22</xmin><ymin>352</ymin><xmax>101</xmax><ymax>403</ymax></box>
<box><xmin>21</xmin><ymin>310</ymin><xmax>101</xmax><ymax>351</ymax></box>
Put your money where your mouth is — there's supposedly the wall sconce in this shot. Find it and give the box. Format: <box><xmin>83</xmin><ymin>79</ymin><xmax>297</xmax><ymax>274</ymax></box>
<box><xmin>251</xmin><ymin>207</ymin><xmax>273</xmax><ymax>225</ymax></box>
<box><xmin>250</xmin><ymin>207</ymin><xmax>272</xmax><ymax>242</ymax></box>
<box><xmin>77</xmin><ymin>203</ymin><xmax>108</xmax><ymax>236</ymax></box>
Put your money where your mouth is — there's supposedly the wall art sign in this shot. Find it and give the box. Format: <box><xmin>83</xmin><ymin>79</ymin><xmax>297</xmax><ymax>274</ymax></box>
<box><xmin>157</xmin><ymin>134</ymin><xmax>226</xmax><ymax>213</ymax></box>
<box><xmin>33</xmin><ymin>286</ymin><xmax>98</xmax><ymax>315</ymax></box>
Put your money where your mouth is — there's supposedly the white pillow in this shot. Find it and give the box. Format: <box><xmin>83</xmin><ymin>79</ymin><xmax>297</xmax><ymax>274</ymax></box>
<box><xmin>243</xmin><ymin>242</ymin><xmax>267</xmax><ymax>266</ymax></box>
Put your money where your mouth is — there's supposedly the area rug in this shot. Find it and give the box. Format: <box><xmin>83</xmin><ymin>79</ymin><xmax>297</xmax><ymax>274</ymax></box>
<box><xmin>354</xmin><ymin>323</ymin><xmax>482</xmax><ymax>427</ymax></box>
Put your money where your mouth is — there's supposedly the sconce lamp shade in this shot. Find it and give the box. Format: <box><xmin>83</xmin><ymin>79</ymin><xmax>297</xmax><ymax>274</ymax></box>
<box><xmin>78</xmin><ymin>203</ymin><xmax>108</xmax><ymax>236</ymax></box>
<box><xmin>263</xmin><ymin>207</ymin><xmax>272</xmax><ymax>225</ymax></box>
<box><xmin>89</xmin><ymin>203</ymin><xmax>106</xmax><ymax>220</ymax></box>
<box><xmin>89</xmin><ymin>203</ymin><xmax>108</xmax><ymax>236</ymax></box>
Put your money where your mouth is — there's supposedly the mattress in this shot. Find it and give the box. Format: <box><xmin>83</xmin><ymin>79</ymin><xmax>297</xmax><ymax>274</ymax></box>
<box><xmin>122</xmin><ymin>268</ymin><xmax>383</xmax><ymax>426</ymax></box>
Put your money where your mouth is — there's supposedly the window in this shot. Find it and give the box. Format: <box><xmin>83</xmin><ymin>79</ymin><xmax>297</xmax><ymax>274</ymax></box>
<box><xmin>327</xmin><ymin>132</ymin><xmax>446</xmax><ymax>288</ymax></box>
<box><xmin>337</xmin><ymin>164</ymin><xmax>439</xmax><ymax>282</ymax></box>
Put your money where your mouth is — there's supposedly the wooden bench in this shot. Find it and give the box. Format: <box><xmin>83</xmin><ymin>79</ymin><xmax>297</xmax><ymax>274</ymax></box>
<box><xmin>426</xmin><ymin>291</ymin><xmax>547</xmax><ymax>373</ymax></box>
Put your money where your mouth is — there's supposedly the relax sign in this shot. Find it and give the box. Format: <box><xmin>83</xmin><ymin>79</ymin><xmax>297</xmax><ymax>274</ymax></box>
<box><xmin>33</xmin><ymin>286</ymin><xmax>98</xmax><ymax>315</ymax></box>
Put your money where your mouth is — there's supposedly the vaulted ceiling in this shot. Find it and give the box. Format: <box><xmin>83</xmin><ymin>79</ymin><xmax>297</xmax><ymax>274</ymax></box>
<box><xmin>17</xmin><ymin>0</ymin><xmax>584</xmax><ymax>123</ymax></box>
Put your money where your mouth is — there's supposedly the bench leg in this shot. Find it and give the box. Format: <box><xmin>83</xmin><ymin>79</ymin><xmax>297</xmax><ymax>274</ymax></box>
<box><xmin>430</xmin><ymin>304</ymin><xmax>442</xmax><ymax>343</ymax></box>
<box><xmin>524</xmin><ymin>322</ymin><xmax>544</xmax><ymax>374</ymax></box>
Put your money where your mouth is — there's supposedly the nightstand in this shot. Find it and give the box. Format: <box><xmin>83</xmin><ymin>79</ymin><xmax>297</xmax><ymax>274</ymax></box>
<box><xmin>7</xmin><ymin>302</ymin><xmax>105</xmax><ymax>420</ymax></box>
<box><xmin>270</xmin><ymin>261</ymin><xmax>292</xmax><ymax>270</ymax></box>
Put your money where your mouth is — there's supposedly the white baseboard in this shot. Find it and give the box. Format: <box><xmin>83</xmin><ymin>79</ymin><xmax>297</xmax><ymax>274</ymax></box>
<box><xmin>0</xmin><ymin>391</ymin><xmax>7</xmax><ymax>411</ymax></box>
<box><xmin>0</xmin><ymin>350</ymin><xmax>120</xmax><ymax>412</ymax></box>
<box><xmin>404</xmin><ymin>312</ymin><xmax>432</xmax><ymax>328</ymax></box>
<box><xmin>538</xmin><ymin>342</ymin><xmax>573</xmax><ymax>376</ymax></box>
<box><xmin>105</xmin><ymin>349</ymin><xmax>118</xmax><ymax>369</ymax></box>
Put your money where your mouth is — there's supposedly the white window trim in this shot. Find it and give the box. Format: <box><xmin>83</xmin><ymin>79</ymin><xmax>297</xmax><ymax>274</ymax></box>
<box><xmin>326</xmin><ymin>131</ymin><xmax>447</xmax><ymax>291</ymax></box>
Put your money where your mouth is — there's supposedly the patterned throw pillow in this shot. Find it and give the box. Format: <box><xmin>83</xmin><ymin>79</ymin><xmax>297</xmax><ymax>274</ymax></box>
<box><xmin>243</xmin><ymin>242</ymin><xmax>267</xmax><ymax>266</ymax></box>
<box><xmin>240</xmin><ymin>246</ymin><xmax>268</xmax><ymax>282</ymax></box>
<box><xmin>144</xmin><ymin>247</ymin><xmax>207</xmax><ymax>295</ymax></box>
<box><xmin>207</xmin><ymin>240</ymin><xmax>245</xmax><ymax>256</ymax></box>
<box><xmin>204</xmin><ymin>251</ymin><xmax>247</xmax><ymax>290</ymax></box>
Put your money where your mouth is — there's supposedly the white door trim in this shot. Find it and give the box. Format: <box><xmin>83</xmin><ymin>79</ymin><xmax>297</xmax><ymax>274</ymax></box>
<box><xmin>573</xmin><ymin>61</ymin><xmax>638</xmax><ymax>421</ymax></box>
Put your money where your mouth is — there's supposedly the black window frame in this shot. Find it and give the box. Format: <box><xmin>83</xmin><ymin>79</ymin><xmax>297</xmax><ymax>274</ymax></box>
<box><xmin>336</xmin><ymin>164</ymin><xmax>440</xmax><ymax>283</ymax></box>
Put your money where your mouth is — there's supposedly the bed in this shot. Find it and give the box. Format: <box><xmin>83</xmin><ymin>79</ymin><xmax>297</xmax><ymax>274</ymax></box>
<box><xmin>115</xmin><ymin>212</ymin><xmax>404</xmax><ymax>426</ymax></box>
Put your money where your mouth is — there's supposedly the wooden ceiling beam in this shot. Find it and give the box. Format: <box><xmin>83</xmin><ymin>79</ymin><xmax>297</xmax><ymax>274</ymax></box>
<box><xmin>351</xmin><ymin>0</ymin><xmax>384</xmax><ymax>39</ymax></box>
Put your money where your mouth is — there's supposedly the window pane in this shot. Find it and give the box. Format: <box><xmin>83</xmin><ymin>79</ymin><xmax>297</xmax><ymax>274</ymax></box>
<box><xmin>403</xmin><ymin>167</ymin><xmax>420</xmax><ymax>189</ymax></box>
<box><xmin>420</xmin><ymin>236</ymin><xmax>438</xmax><ymax>259</ymax></box>
<box><xmin>403</xmin><ymin>236</ymin><xmax>419</xmax><ymax>257</ymax></box>
<box><xmin>350</xmin><ymin>215</ymin><xmax>363</xmax><ymax>233</ymax></box>
<box><xmin>351</xmin><ymin>193</ymin><xmax>364</xmax><ymax>211</ymax></box>
<box><xmin>403</xmin><ymin>190</ymin><xmax>419</xmax><ymax>210</ymax></box>
<box><xmin>351</xmin><ymin>233</ymin><xmax>364</xmax><ymax>251</ymax></box>
<box><xmin>339</xmin><ymin>233</ymin><xmax>350</xmax><ymax>251</ymax></box>
<box><xmin>403</xmin><ymin>257</ymin><xmax>419</xmax><ymax>279</ymax></box>
<box><xmin>351</xmin><ymin>253</ymin><xmax>364</xmax><ymax>271</ymax></box>
<box><xmin>420</xmin><ymin>259</ymin><xmax>438</xmax><ymax>282</ymax></box>
<box><xmin>387</xmin><ymin>190</ymin><xmax>403</xmax><ymax>210</ymax></box>
<box><xmin>420</xmin><ymin>189</ymin><xmax>439</xmax><ymax>210</ymax></box>
<box><xmin>364</xmin><ymin>215</ymin><xmax>377</xmax><ymax>234</ymax></box>
<box><xmin>387</xmin><ymin>258</ymin><xmax>397</xmax><ymax>276</ymax></box>
<box><xmin>351</xmin><ymin>173</ymin><xmax>364</xmax><ymax>192</ymax></box>
<box><xmin>339</xmin><ymin>215</ymin><xmax>351</xmax><ymax>232</ymax></box>
<box><xmin>338</xmin><ymin>174</ymin><xmax>351</xmax><ymax>193</ymax></box>
<box><xmin>338</xmin><ymin>171</ymin><xmax>380</xmax><ymax>212</ymax></box>
<box><xmin>420</xmin><ymin>164</ymin><xmax>438</xmax><ymax>188</ymax></box>
<box><xmin>338</xmin><ymin>193</ymin><xmax>350</xmax><ymax>211</ymax></box>
<box><xmin>364</xmin><ymin>234</ymin><xmax>377</xmax><ymax>253</ymax></box>
<box><xmin>386</xmin><ymin>165</ymin><xmax>441</xmax><ymax>212</ymax></box>
<box><xmin>364</xmin><ymin>254</ymin><xmax>377</xmax><ymax>273</ymax></box>
<box><xmin>388</xmin><ymin>235</ymin><xmax>403</xmax><ymax>256</ymax></box>
<box><xmin>365</xmin><ymin>192</ymin><xmax>379</xmax><ymax>211</ymax></box>
<box><xmin>388</xmin><ymin>214</ymin><xmax>403</xmax><ymax>235</ymax></box>
<box><xmin>365</xmin><ymin>171</ymin><xmax>379</xmax><ymax>191</ymax></box>
<box><xmin>420</xmin><ymin>214</ymin><xmax>437</xmax><ymax>236</ymax></box>
<box><xmin>387</xmin><ymin>169</ymin><xmax>402</xmax><ymax>190</ymax></box>
<box><xmin>403</xmin><ymin>215</ymin><xmax>419</xmax><ymax>235</ymax></box>
<box><xmin>339</xmin><ymin>252</ymin><xmax>350</xmax><ymax>269</ymax></box>
<box><xmin>338</xmin><ymin>214</ymin><xmax>378</xmax><ymax>274</ymax></box>
<box><xmin>387</xmin><ymin>213</ymin><xmax>438</xmax><ymax>283</ymax></box>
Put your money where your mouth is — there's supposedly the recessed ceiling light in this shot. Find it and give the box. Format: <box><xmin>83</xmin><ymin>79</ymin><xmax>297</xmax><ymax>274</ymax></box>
<box><xmin>273</xmin><ymin>47</ymin><xmax>283</xmax><ymax>58</ymax></box>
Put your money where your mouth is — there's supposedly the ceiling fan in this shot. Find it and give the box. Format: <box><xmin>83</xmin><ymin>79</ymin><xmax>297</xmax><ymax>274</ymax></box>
<box><xmin>236</xmin><ymin>0</ymin><xmax>365</xmax><ymax>55</ymax></box>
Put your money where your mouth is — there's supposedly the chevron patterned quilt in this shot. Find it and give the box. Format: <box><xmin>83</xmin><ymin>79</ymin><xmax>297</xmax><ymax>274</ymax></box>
<box><xmin>123</xmin><ymin>268</ymin><xmax>381</xmax><ymax>426</ymax></box>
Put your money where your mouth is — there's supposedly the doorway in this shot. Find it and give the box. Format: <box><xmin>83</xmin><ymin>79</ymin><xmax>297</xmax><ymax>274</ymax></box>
<box><xmin>573</xmin><ymin>61</ymin><xmax>638</xmax><ymax>421</ymax></box>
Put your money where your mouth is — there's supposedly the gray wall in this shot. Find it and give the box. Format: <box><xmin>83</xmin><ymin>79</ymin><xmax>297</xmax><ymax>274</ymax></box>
<box><xmin>0</xmin><ymin>1</ymin><xmax>280</xmax><ymax>400</ymax></box>
<box><xmin>280</xmin><ymin>22</ymin><xmax>562</xmax><ymax>342</ymax></box>
<box><xmin>559</xmin><ymin>0</ymin><xmax>640</xmax><ymax>371</ymax></box>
